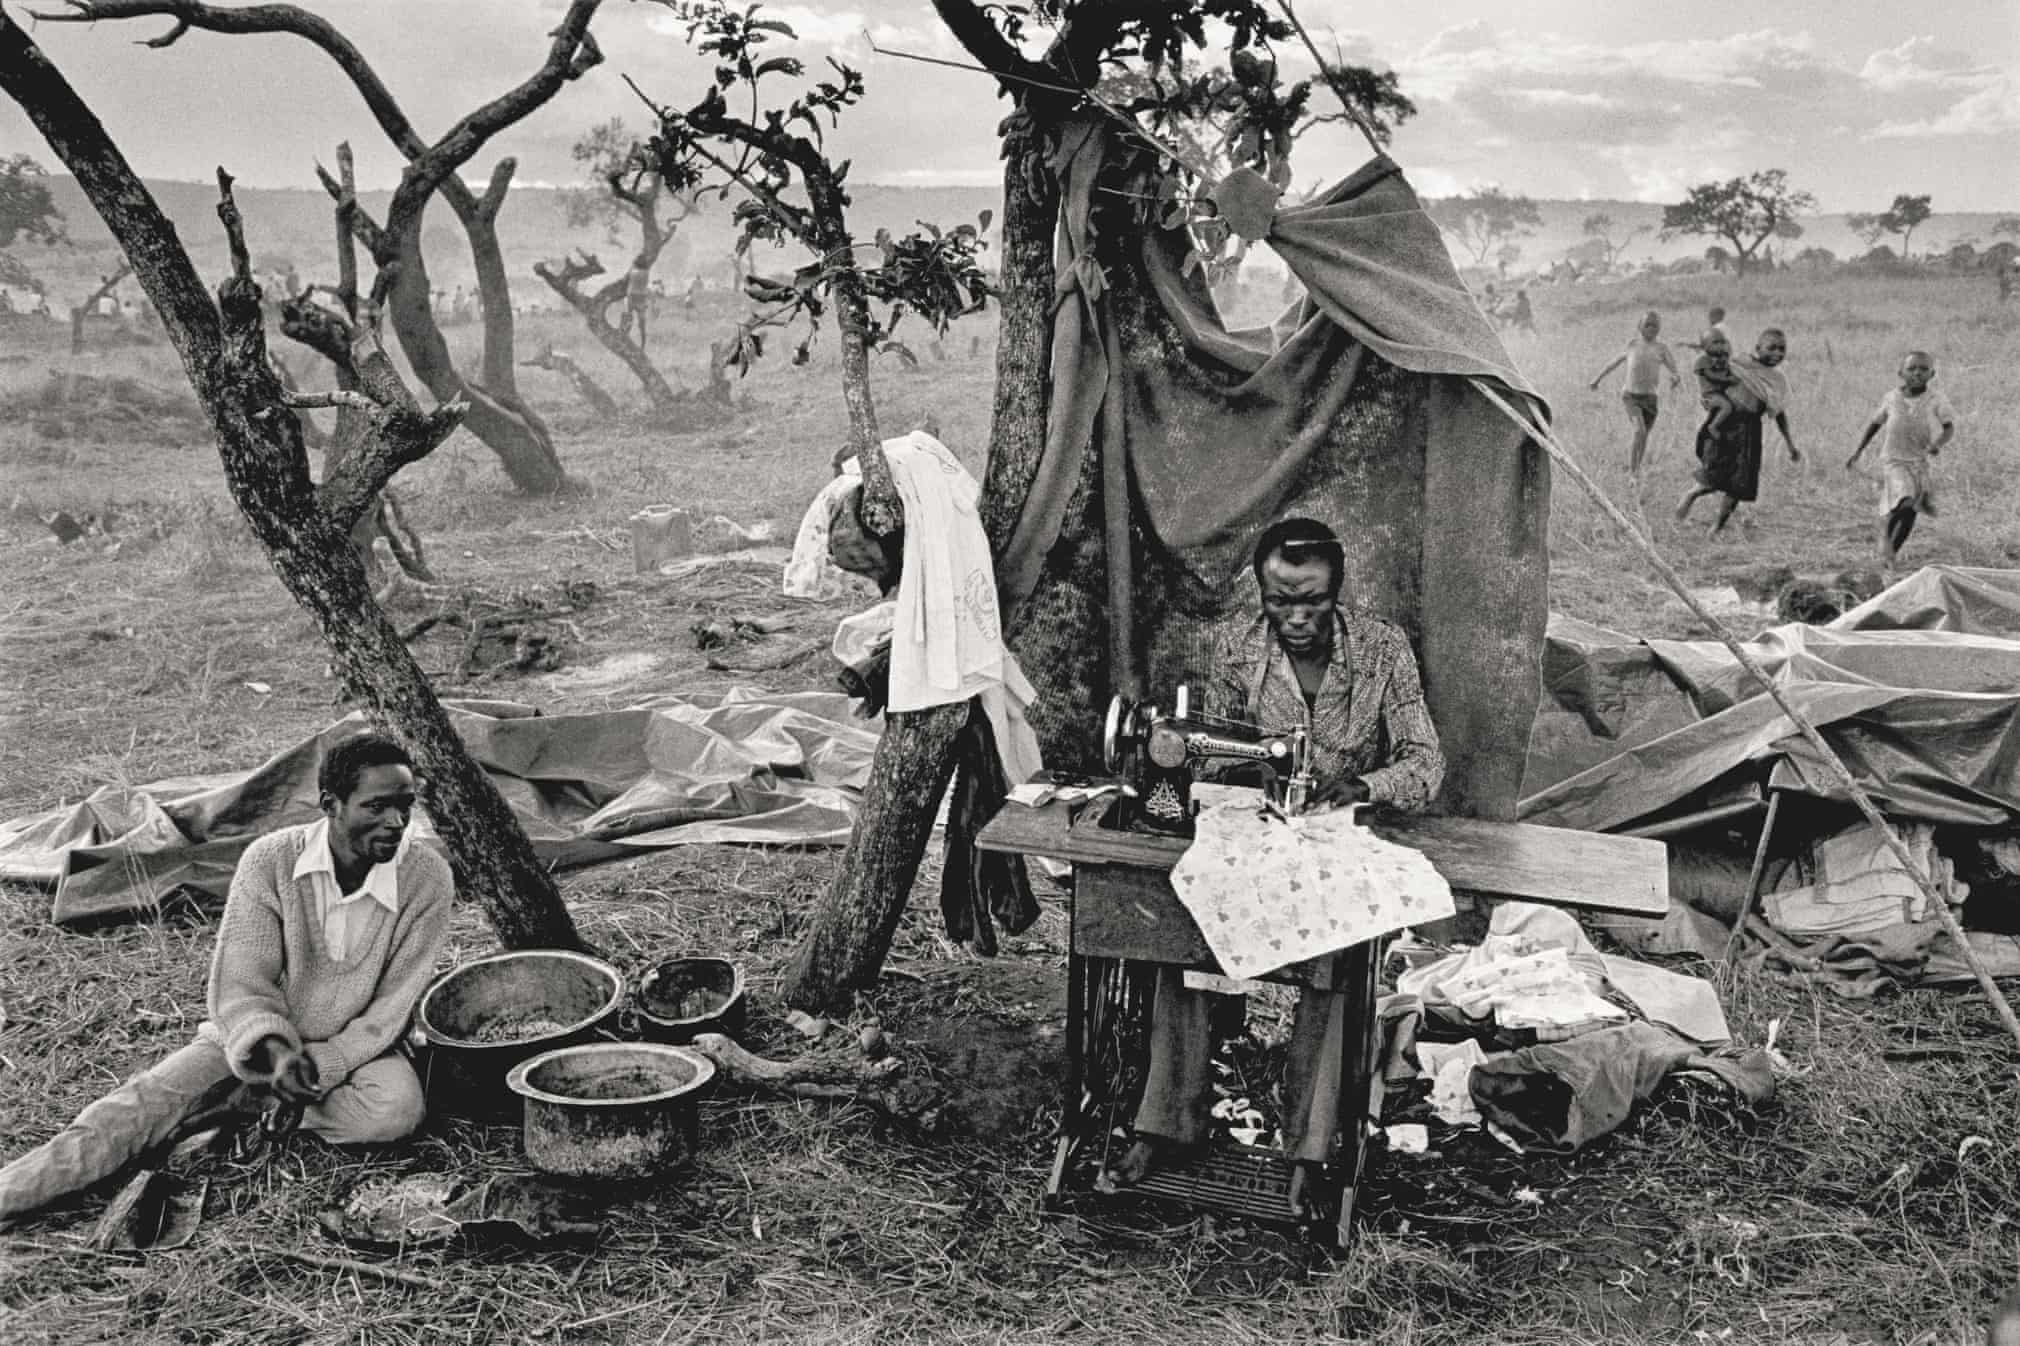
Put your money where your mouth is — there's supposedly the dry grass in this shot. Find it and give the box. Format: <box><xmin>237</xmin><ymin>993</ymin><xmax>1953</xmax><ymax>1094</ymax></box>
<box><xmin>4</xmin><ymin>268</ymin><xmax>2020</xmax><ymax>1344</ymax></box>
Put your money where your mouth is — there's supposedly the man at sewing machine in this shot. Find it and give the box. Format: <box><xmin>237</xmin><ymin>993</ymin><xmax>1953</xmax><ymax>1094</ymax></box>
<box><xmin>1110</xmin><ymin>516</ymin><xmax>1444</xmax><ymax>1201</ymax></box>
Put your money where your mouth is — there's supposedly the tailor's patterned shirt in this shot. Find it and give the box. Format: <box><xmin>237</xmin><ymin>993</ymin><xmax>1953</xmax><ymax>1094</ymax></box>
<box><xmin>1199</xmin><ymin>606</ymin><xmax>1445</xmax><ymax>812</ymax></box>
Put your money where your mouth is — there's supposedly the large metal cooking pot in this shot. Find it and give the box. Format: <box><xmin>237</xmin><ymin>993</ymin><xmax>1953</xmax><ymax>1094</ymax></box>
<box><xmin>415</xmin><ymin>949</ymin><xmax>625</xmax><ymax>1118</ymax></box>
<box><xmin>507</xmin><ymin>1042</ymin><xmax>715</xmax><ymax>1180</ymax></box>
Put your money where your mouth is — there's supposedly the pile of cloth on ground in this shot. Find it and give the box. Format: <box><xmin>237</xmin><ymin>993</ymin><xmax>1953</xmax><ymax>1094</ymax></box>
<box><xmin>1379</xmin><ymin>902</ymin><xmax>1773</xmax><ymax>1155</ymax></box>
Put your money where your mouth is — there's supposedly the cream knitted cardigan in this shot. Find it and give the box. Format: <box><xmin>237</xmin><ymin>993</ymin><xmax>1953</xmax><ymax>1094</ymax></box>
<box><xmin>198</xmin><ymin>822</ymin><xmax>453</xmax><ymax>1094</ymax></box>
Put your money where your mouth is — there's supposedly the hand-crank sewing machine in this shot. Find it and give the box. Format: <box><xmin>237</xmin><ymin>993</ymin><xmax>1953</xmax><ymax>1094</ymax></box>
<box><xmin>977</xmin><ymin>685</ymin><xmax>1672</xmax><ymax>1245</ymax></box>
<box><xmin>1101</xmin><ymin>686</ymin><xmax>1314</xmax><ymax>834</ymax></box>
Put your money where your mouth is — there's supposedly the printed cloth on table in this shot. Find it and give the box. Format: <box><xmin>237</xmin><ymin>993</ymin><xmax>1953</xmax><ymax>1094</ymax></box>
<box><xmin>1169</xmin><ymin>801</ymin><xmax>1454</xmax><ymax>980</ymax></box>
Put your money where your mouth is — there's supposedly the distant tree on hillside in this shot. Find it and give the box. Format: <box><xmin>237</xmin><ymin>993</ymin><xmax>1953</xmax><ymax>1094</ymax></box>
<box><xmin>0</xmin><ymin>152</ymin><xmax>65</xmax><ymax>288</ymax></box>
<box><xmin>1428</xmin><ymin>186</ymin><xmax>1541</xmax><ymax>268</ymax></box>
<box><xmin>1580</xmin><ymin>211</ymin><xmax>1649</xmax><ymax>273</ymax></box>
<box><xmin>1992</xmin><ymin>216</ymin><xmax>2020</xmax><ymax>240</ymax></box>
<box><xmin>0</xmin><ymin>152</ymin><xmax>63</xmax><ymax>246</ymax></box>
<box><xmin>1660</xmin><ymin>170</ymin><xmax>1814</xmax><ymax>276</ymax></box>
<box><xmin>1847</xmin><ymin>193</ymin><xmax>1933</xmax><ymax>261</ymax></box>
<box><xmin>1793</xmin><ymin>245</ymin><xmax>1837</xmax><ymax>271</ymax></box>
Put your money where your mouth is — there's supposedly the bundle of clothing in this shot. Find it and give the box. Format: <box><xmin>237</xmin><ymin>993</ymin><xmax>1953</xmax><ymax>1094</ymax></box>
<box><xmin>787</xmin><ymin>432</ymin><xmax>1046</xmax><ymax>952</ymax></box>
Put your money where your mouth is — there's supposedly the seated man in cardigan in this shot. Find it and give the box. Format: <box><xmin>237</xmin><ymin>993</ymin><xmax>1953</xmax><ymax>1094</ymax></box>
<box><xmin>1110</xmin><ymin>517</ymin><xmax>1445</xmax><ymax>1208</ymax></box>
<box><xmin>0</xmin><ymin>732</ymin><xmax>452</xmax><ymax>1228</ymax></box>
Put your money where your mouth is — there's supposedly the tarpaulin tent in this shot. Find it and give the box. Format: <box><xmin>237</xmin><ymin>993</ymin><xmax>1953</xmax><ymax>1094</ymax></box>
<box><xmin>1523</xmin><ymin>566</ymin><xmax>2020</xmax><ymax>833</ymax></box>
<box><xmin>995</xmin><ymin>123</ymin><xmax>1549</xmax><ymax>821</ymax></box>
<box><xmin>0</xmin><ymin>690</ymin><xmax>878</xmax><ymax>927</ymax></box>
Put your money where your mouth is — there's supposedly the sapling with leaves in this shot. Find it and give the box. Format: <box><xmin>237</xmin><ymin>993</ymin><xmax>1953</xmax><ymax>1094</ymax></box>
<box><xmin>637</xmin><ymin>1</ymin><xmax>993</xmax><ymax>534</ymax></box>
<box><xmin>1105</xmin><ymin>35</ymin><xmax>1414</xmax><ymax>285</ymax></box>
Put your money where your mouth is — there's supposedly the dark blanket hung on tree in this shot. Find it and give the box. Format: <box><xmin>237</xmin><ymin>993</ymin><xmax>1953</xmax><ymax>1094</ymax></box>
<box><xmin>988</xmin><ymin>121</ymin><xmax>1551</xmax><ymax>820</ymax></box>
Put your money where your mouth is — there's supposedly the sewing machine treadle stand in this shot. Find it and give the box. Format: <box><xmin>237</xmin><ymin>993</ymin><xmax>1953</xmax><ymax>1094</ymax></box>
<box><xmin>975</xmin><ymin>780</ymin><xmax>1670</xmax><ymax>1247</ymax></box>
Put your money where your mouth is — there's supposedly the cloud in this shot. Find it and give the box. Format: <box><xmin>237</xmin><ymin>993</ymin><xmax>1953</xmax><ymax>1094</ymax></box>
<box><xmin>646</xmin><ymin>3</ymin><xmax>952</xmax><ymax>59</ymax></box>
<box><xmin>1871</xmin><ymin>76</ymin><xmax>2020</xmax><ymax>137</ymax></box>
<box><xmin>1858</xmin><ymin>36</ymin><xmax>1994</xmax><ymax>91</ymax></box>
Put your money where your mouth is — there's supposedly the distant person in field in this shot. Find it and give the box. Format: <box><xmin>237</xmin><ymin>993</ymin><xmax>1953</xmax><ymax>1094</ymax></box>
<box><xmin>1679</xmin><ymin>305</ymin><xmax>1731</xmax><ymax>351</ymax></box>
<box><xmin>1589</xmin><ymin>309</ymin><xmax>1681</xmax><ymax>475</ymax></box>
<box><xmin>1691</xmin><ymin>329</ymin><xmax>1742</xmax><ymax>436</ymax></box>
<box><xmin>619</xmin><ymin>255</ymin><xmax>653</xmax><ymax>349</ymax></box>
<box><xmin>0</xmin><ymin>733</ymin><xmax>451</xmax><ymax>1230</ymax></box>
<box><xmin>1844</xmin><ymin>350</ymin><xmax>1956</xmax><ymax>569</ymax></box>
<box><xmin>1675</xmin><ymin>327</ymin><xmax>1802</xmax><ymax>534</ymax></box>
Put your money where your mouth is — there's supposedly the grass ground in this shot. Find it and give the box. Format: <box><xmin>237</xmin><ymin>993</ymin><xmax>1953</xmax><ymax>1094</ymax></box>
<box><xmin>2</xmin><ymin>265</ymin><xmax>2018</xmax><ymax>1345</ymax></box>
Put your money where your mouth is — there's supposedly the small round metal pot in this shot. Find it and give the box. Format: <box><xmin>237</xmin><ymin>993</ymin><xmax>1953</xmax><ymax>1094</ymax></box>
<box><xmin>507</xmin><ymin>1042</ymin><xmax>716</xmax><ymax>1181</ymax></box>
<box><xmin>415</xmin><ymin>949</ymin><xmax>625</xmax><ymax>1118</ymax></box>
<box><xmin>634</xmin><ymin>956</ymin><xmax>747</xmax><ymax>1045</ymax></box>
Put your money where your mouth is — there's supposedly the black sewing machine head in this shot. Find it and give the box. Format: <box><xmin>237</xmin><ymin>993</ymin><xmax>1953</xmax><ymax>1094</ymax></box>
<box><xmin>1101</xmin><ymin>686</ymin><xmax>1311</xmax><ymax>836</ymax></box>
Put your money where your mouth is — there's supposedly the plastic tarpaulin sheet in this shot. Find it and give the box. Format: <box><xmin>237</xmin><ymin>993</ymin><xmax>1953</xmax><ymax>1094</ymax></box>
<box><xmin>1521</xmin><ymin>568</ymin><xmax>2020</xmax><ymax>832</ymax></box>
<box><xmin>1829</xmin><ymin>565</ymin><xmax>2020</xmax><ymax>637</ymax></box>
<box><xmin>0</xmin><ymin>689</ymin><xmax>878</xmax><ymax>926</ymax></box>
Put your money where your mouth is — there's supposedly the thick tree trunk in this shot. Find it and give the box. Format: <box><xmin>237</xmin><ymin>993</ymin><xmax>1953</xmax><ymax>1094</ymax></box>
<box><xmin>0</xmin><ymin>12</ymin><xmax>581</xmax><ymax>951</ymax></box>
<box><xmin>455</xmin><ymin>160</ymin><xmax>521</xmax><ymax>393</ymax></box>
<box><xmin>384</xmin><ymin>213</ymin><xmax>566</xmax><ymax>494</ymax></box>
<box><xmin>781</xmin><ymin>701</ymin><xmax>969</xmax><ymax>1014</ymax></box>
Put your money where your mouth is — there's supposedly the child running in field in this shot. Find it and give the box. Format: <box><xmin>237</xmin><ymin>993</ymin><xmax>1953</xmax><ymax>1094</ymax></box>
<box><xmin>1692</xmin><ymin>330</ymin><xmax>1742</xmax><ymax>435</ymax></box>
<box><xmin>1845</xmin><ymin>350</ymin><xmax>1956</xmax><ymax>568</ymax></box>
<box><xmin>1589</xmin><ymin>310</ymin><xmax>1680</xmax><ymax>474</ymax></box>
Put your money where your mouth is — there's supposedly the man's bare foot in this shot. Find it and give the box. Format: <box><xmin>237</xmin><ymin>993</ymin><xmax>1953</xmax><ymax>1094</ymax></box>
<box><xmin>1107</xmin><ymin>1137</ymin><xmax>1164</xmax><ymax>1188</ymax></box>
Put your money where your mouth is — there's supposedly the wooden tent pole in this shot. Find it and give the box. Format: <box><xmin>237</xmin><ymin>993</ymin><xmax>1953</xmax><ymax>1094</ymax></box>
<box><xmin>1723</xmin><ymin>787</ymin><xmax>1785</xmax><ymax>974</ymax></box>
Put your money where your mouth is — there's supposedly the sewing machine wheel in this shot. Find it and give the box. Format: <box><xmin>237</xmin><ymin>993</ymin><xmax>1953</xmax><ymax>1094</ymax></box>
<box><xmin>1102</xmin><ymin>695</ymin><xmax>1150</xmax><ymax>775</ymax></box>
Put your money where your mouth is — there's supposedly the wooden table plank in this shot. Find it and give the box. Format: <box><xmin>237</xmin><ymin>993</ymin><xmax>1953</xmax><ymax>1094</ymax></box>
<box><xmin>977</xmin><ymin>793</ymin><xmax>1668</xmax><ymax>918</ymax></box>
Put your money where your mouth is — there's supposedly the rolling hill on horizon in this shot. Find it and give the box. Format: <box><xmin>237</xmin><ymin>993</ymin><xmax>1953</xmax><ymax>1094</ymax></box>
<box><xmin>12</xmin><ymin>173</ymin><xmax>2014</xmax><ymax>303</ymax></box>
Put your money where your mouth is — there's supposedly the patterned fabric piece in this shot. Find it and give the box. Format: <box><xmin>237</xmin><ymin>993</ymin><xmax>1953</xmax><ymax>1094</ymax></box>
<box><xmin>1200</xmin><ymin>607</ymin><xmax>1445</xmax><ymax>810</ymax></box>
<box><xmin>1171</xmin><ymin>802</ymin><xmax>1455</xmax><ymax>979</ymax></box>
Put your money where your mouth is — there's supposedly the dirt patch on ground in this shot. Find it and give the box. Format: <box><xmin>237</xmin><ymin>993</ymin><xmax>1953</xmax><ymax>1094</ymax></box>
<box><xmin>877</xmin><ymin>958</ymin><xmax>1068</xmax><ymax>1145</ymax></box>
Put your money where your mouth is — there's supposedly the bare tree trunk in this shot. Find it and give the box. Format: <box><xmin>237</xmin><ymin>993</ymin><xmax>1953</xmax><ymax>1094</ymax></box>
<box><xmin>383</xmin><ymin>210</ymin><xmax>566</xmax><ymax>494</ymax></box>
<box><xmin>0</xmin><ymin>11</ymin><xmax>581</xmax><ymax>951</ymax></box>
<box><xmin>68</xmin><ymin>261</ymin><xmax>128</xmax><ymax>355</ymax></box>
<box><xmin>531</xmin><ymin>255</ymin><xmax>684</xmax><ymax>416</ymax></box>
<box><xmin>781</xmin><ymin>702</ymin><xmax>970</xmax><ymax>1013</ymax></box>
<box><xmin>522</xmin><ymin>344</ymin><xmax>620</xmax><ymax>419</ymax></box>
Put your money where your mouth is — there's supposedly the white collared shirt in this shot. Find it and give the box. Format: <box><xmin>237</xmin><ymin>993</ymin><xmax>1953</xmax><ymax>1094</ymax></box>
<box><xmin>293</xmin><ymin>818</ymin><xmax>402</xmax><ymax>960</ymax></box>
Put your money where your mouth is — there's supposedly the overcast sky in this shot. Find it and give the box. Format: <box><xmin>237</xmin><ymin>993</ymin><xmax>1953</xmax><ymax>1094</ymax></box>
<box><xmin>3</xmin><ymin>0</ymin><xmax>2016</xmax><ymax>210</ymax></box>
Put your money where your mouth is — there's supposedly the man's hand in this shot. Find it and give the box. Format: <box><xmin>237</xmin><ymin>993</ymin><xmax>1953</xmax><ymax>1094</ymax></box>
<box><xmin>246</xmin><ymin>1033</ymin><xmax>321</xmax><ymax>1104</ymax></box>
<box><xmin>1310</xmin><ymin>774</ymin><xmax>1371</xmax><ymax>807</ymax></box>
